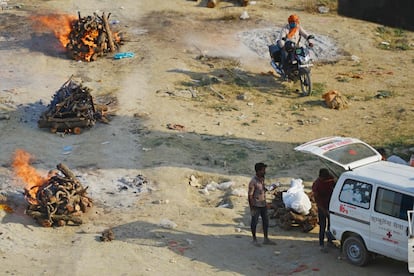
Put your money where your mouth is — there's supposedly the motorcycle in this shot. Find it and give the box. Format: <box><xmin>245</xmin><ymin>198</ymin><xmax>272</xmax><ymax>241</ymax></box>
<box><xmin>268</xmin><ymin>39</ymin><xmax>314</xmax><ymax>96</ymax></box>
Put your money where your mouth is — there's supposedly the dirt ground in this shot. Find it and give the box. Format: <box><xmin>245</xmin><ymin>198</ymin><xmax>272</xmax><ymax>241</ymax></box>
<box><xmin>1</xmin><ymin>0</ymin><xmax>413</xmax><ymax>275</ymax></box>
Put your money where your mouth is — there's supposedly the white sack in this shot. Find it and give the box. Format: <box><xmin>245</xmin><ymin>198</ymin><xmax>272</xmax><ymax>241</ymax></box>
<box><xmin>282</xmin><ymin>178</ymin><xmax>312</xmax><ymax>215</ymax></box>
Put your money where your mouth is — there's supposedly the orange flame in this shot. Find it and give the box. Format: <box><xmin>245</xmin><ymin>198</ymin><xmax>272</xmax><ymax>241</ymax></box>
<box><xmin>80</xmin><ymin>29</ymin><xmax>100</xmax><ymax>62</ymax></box>
<box><xmin>31</xmin><ymin>13</ymin><xmax>121</xmax><ymax>62</ymax></box>
<box><xmin>12</xmin><ymin>149</ymin><xmax>47</xmax><ymax>204</ymax></box>
<box><xmin>31</xmin><ymin>14</ymin><xmax>76</xmax><ymax>47</ymax></box>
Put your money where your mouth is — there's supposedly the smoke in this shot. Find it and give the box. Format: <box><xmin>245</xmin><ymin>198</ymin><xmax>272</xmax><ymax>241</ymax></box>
<box><xmin>185</xmin><ymin>27</ymin><xmax>345</xmax><ymax>65</ymax></box>
<box><xmin>238</xmin><ymin>27</ymin><xmax>344</xmax><ymax>62</ymax></box>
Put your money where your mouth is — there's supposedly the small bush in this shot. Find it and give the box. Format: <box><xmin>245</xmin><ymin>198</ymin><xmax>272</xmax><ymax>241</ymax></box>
<box><xmin>375</xmin><ymin>26</ymin><xmax>412</xmax><ymax>51</ymax></box>
<box><xmin>302</xmin><ymin>0</ymin><xmax>338</xmax><ymax>13</ymax></box>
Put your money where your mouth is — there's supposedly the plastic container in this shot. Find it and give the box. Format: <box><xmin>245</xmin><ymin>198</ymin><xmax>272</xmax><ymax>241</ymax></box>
<box><xmin>113</xmin><ymin>52</ymin><xmax>135</xmax><ymax>59</ymax></box>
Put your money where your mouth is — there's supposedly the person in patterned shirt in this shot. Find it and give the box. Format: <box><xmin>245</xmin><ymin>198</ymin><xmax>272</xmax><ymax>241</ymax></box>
<box><xmin>248</xmin><ymin>162</ymin><xmax>276</xmax><ymax>246</ymax></box>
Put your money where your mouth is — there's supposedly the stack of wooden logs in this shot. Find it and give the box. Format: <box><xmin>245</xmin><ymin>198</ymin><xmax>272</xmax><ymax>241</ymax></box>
<box><xmin>38</xmin><ymin>77</ymin><xmax>109</xmax><ymax>134</ymax></box>
<box><xmin>66</xmin><ymin>12</ymin><xmax>121</xmax><ymax>61</ymax></box>
<box><xmin>270</xmin><ymin>190</ymin><xmax>318</xmax><ymax>232</ymax></box>
<box><xmin>207</xmin><ymin>0</ymin><xmax>249</xmax><ymax>8</ymax></box>
<box><xmin>25</xmin><ymin>163</ymin><xmax>92</xmax><ymax>227</ymax></box>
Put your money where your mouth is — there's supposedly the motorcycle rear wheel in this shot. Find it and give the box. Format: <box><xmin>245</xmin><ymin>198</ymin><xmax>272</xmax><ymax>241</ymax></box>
<box><xmin>299</xmin><ymin>69</ymin><xmax>312</xmax><ymax>96</ymax></box>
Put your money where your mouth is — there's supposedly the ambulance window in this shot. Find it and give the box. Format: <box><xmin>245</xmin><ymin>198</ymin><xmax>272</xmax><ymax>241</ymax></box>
<box><xmin>375</xmin><ymin>188</ymin><xmax>414</xmax><ymax>221</ymax></box>
<box><xmin>323</xmin><ymin>143</ymin><xmax>377</xmax><ymax>165</ymax></box>
<box><xmin>339</xmin><ymin>179</ymin><xmax>372</xmax><ymax>209</ymax></box>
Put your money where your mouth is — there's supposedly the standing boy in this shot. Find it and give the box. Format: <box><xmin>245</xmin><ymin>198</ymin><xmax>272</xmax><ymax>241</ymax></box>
<box><xmin>248</xmin><ymin>162</ymin><xmax>275</xmax><ymax>246</ymax></box>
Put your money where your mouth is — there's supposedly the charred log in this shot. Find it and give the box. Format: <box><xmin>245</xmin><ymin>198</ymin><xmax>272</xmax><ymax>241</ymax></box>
<box><xmin>38</xmin><ymin>77</ymin><xmax>111</xmax><ymax>133</ymax></box>
<box><xmin>66</xmin><ymin>12</ymin><xmax>122</xmax><ymax>61</ymax></box>
<box><xmin>25</xmin><ymin>163</ymin><xmax>92</xmax><ymax>227</ymax></box>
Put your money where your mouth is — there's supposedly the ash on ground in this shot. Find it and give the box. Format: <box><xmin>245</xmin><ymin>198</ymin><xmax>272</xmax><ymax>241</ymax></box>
<box><xmin>117</xmin><ymin>174</ymin><xmax>149</xmax><ymax>193</ymax></box>
<box><xmin>76</xmin><ymin>171</ymin><xmax>154</xmax><ymax>209</ymax></box>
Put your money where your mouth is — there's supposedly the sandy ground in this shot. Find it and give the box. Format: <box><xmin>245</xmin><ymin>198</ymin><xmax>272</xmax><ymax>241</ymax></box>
<box><xmin>1</xmin><ymin>0</ymin><xmax>414</xmax><ymax>275</ymax></box>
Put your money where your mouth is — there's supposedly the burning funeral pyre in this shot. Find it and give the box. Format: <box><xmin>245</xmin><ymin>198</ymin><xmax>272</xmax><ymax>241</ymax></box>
<box><xmin>33</xmin><ymin>12</ymin><xmax>122</xmax><ymax>61</ymax></box>
<box><xmin>38</xmin><ymin>77</ymin><xmax>110</xmax><ymax>134</ymax></box>
<box><xmin>66</xmin><ymin>12</ymin><xmax>122</xmax><ymax>61</ymax></box>
<box><xmin>13</xmin><ymin>149</ymin><xmax>92</xmax><ymax>227</ymax></box>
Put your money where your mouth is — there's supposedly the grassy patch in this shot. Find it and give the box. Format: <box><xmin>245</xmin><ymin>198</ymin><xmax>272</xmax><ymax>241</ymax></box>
<box><xmin>375</xmin><ymin>26</ymin><xmax>412</xmax><ymax>51</ymax></box>
<box><xmin>386</xmin><ymin>136</ymin><xmax>414</xmax><ymax>148</ymax></box>
<box><xmin>209</xmin><ymin>103</ymin><xmax>239</xmax><ymax>112</ymax></box>
<box><xmin>302</xmin><ymin>0</ymin><xmax>338</xmax><ymax>13</ymax></box>
<box><xmin>311</xmin><ymin>82</ymin><xmax>326</xmax><ymax>96</ymax></box>
<box><xmin>225</xmin><ymin>149</ymin><xmax>248</xmax><ymax>163</ymax></box>
<box><xmin>176</xmin><ymin>55</ymin><xmax>283</xmax><ymax>112</ymax></box>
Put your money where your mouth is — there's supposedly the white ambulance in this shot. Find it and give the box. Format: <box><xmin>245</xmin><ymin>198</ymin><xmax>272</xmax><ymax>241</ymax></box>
<box><xmin>295</xmin><ymin>136</ymin><xmax>414</xmax><ymax>271</ymax></box>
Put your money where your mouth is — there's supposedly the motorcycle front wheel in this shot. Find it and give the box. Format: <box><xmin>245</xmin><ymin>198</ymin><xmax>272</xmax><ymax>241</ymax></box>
<box><xmin>299</xmin><ymin>69</ymin><xmax>312</xmax><ymax>96</ymax></box>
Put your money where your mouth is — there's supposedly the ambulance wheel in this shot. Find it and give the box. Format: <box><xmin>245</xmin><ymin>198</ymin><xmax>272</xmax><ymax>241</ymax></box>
<box><xmin>343</xmin><ymin>236</ymin><xmax>370</xmax><ymax>266</ymax></box>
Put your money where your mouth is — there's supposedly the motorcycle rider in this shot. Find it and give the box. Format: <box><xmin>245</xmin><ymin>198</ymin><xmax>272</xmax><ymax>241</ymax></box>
<box><xmin>276</xmin><ymin>14</ymin><xmax>314</xmax><ymax>75</ymax></box>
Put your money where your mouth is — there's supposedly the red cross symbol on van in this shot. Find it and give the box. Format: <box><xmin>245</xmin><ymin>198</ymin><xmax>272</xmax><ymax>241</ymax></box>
<box><xmin>386</xmin><ymin>231</ymin><xmax>392</xmax><ymax>238</ymax></box>
<box><xmin>339</xmin><ymin>204</ymin><xmax>348</xmax><ymax>214</ymax></box>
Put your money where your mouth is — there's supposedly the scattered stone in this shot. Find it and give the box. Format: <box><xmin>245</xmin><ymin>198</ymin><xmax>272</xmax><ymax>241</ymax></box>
<box><xmin>318</xmin><ymin>6</ymin><xmax>329</xmax><ymax>14</ymax></box>
<box><xmin>375</xmin><ymin>90</ymin><xmax>392</xmax><ymax>98</ymax></box>
<box><xmin>0</xmin><ymin>113</ymin><xmax>9</xmax><ymax>120</ymax></box>
<box><xmin>237</xmin><ymin>93</ymin><xmax>249</xmax><ymax>100</ymax></box>
<box><xmin>205</xmin><ymin>181</ymin><xmax>219</xmax><ymax>191</ymax></box>
<box><xmin>351</xmin><ymin>55</ymin><xmax>360</xmax><ymax>62</ymax></box>
<box><xmin>199</xmin><ymin>187</ymin><xmax>209</xmax><ymax>195</ymax></box>
<box><xmin>217</xmin><ymin>181</ymin><xmax>234</xmax><ymax>190</ymax></box>
<box><xmin>167</xmin><ymin>123</ymin><xmax>185</xmax><ymax>131</ymax></box>
<box><xmin>231</xmin><ymin>188</ymin><xmax>247</xmax><ymax>197</ymax></box>
<box><xmin>152</xmin><ymin>199</ymin><xmax>169</xmax><ymax>204</ymax></box>
<box><xmin>189</xmin><ymin>175</ymin><xmax>201</xmax><ymax>188</ymax></box>
<box><xmin>118</xmin><ymin>174</ymin><xmax>149</xmax><ymax>193</ymax></box>
<box><xmin>133</xmin><ymin>112</ymin><xmax>150</xmax><ymax>119</ymax></box>
<box><xmin>240</xmin><ymin>11</ymin><xmax>249</xmax><ymax>20</ymax></box>
<box><xmin>100</xmin><ymin>228</ymin><xmax>115</xmax><ymax>242</ymax></box>
<box><xmin>159</xmin><ymin>219</ymin><xmax>177</xmax><ymax>229</ymax></box>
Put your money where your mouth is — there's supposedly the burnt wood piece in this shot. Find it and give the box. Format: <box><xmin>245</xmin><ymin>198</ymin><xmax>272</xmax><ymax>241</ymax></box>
<box><xmin>37</xmin><ymin>119</ymin><xmax>91</xmax><ymax>132</ymax></box>
<box><xmin>57</xmin><ymin>163</ymin><xmax>79</xmax><ymax>183</ymax></box>
<box><xmin>25</xmin><ymin>163</ymin><xmax>92</xmax><ymax>227</ymax></box>
<box><xmin>207</xmin><ymin>0</ymin><xmax>219</xmax><ymax>8</ymax></box>
<box><xmin>101</xmin><ymin>12</ymin><xmax>116</xmax><ymax>52</ymax></box>
<box><xmin>66</xmin><ymin>12</ymin><xmax>120</xmax><ymax>61</ymax></box>
<box><xmin>38</xmin><ymin>78</ymin><xmax>110</xmax><ymax>133</ymax></box>
<box><xmin>26</xmin><ymin>210</ymin><xmax>83</xmax><ymax>226</ymax></box>
<box><xmin>240</xmin><ymin>0</ymin><xmax>249</xmax><ymax>6</ymax></box>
